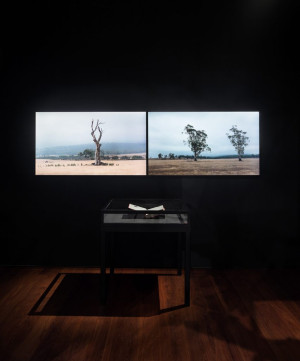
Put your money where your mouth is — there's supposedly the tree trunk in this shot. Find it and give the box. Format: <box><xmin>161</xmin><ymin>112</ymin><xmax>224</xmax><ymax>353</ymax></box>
<box><xmin>95</xmin><ymin>145</ymin><xmax>101</xmax><ymax>165</ymax></box>
<box><xmin>91</xmin><ymin>120</ymin><xmax>103</xmax><ymax>166</ymax></box>
<box><xmin>194</xmin><ymin>152</ymin><xmax>197</xmax><ymax>161</ymax></box>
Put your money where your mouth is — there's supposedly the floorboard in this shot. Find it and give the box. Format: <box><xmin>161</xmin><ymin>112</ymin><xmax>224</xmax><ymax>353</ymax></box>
<box><xmin>0</xmin><ymin>267</ymin><xmax>299</xmax><ymax>361</ymax></box>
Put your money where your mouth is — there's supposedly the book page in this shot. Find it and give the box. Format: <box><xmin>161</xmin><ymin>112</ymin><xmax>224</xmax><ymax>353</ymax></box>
<box><xmin>148</xmin><ymin>205</ymin><xmax>165</xmax><ymax>211</ymax></box>
<box><xmin>128</xmin><ymin>204</ymin><xmax>165</xmax><ymax>211</ymax></box>
<box><xmin>128</xmin><ymin>204</ymin><xmax>147</xmax><ymax>211</ymax></box>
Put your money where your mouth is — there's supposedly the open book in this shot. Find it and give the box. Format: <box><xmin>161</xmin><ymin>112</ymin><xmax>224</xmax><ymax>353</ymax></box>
<box><xmin>128</xmin><ymin>203</ymin><xmax>165</xmax><ymax>211</ymax></box>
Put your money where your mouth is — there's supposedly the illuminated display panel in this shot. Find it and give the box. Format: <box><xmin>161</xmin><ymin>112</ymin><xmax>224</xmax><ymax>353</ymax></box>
<box><xmin>35</xmin><ymin>112</ymin><xmax>146</xmax><ymax>176</ymax></box>
<box><xmin>148</xmin><ymin>112</ymin><xmax>260</xmax><ymax>176</ymax></box>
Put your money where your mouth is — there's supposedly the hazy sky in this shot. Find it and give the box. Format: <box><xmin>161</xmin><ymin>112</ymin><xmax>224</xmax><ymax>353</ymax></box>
<box><xmin>36</xmin><ymin>112</ymin><xmax>146</xmax><ymax>148</ymax></box>
<box><xmin>148</xmin><ymin>112</ymin><xmax>259</xmax><ymax>157</ymax></box>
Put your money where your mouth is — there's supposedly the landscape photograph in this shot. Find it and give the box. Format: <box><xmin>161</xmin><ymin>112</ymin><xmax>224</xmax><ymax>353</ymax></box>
<box><xmin>148</xmin><ymin>112</ymin><xmax>260</xmax><ymax>175</ymax></box>
<box><xmin>36</xmin><ymin>112</ymin><xmax>146</xmax><ymax>175</ymax></box>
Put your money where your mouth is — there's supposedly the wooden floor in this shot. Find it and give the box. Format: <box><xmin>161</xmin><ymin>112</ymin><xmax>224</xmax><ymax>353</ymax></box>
<box><xmin>0</xmin><ymin>267</ymin><xmax>300</xmax><ymax>361</ymax></box>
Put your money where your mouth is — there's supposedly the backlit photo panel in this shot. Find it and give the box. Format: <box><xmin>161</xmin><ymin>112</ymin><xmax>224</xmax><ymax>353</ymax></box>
<box><xmin>36</xmin><ymin>112</ymin><xmax>147</xmax><ymax>175</ymax></box>
<box><xmin>148</xmin><ymin>112</ymin><xmax>259</xmax><ymax>175</ymax></box>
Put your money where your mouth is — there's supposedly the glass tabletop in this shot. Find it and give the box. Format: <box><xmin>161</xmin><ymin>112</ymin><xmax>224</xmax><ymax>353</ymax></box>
<box><xmin>103</xmin><ymin>198</ymin><xmax>187</xmax><ymax>212</ymax></box>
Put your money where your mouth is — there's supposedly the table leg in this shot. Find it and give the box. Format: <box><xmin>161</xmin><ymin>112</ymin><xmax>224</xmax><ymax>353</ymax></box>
<box><xmin>101</xmin><ymin>229</ymin><xmax>106</xmax><ymax>303</ymax></box>
<box><xmin>110</xmin><ymin>233</ymin><xmax>115</xmax><ymax>275</ymax></box>
<box><xmin>177</xmin><ymin>233</ymin><xmax>182</xmax><ymax>275</ymax></box>
<box><xmin>185</xmin><ymin>230</ymin><xmax>190</xmax><ymax>306</ymax></box>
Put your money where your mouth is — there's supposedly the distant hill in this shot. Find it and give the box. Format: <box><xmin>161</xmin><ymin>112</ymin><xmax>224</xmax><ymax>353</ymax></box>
<box><xmin>36</xmin><ymin>142</ymin><xmax>146</xmax><ymax>157</ymax></box>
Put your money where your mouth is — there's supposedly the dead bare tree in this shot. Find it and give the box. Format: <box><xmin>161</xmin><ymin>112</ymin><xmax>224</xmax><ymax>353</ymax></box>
<box><xmin>91</xmin><ymin>119</ymin><xmax>104</xmax><ymax>165</ymax></box>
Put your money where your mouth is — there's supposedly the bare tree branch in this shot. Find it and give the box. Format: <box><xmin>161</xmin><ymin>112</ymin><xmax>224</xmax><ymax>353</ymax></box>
<box><xmin>91</xmin><ymin>119</ymin><xmax>104</xmax><ymax>165</ymax></box>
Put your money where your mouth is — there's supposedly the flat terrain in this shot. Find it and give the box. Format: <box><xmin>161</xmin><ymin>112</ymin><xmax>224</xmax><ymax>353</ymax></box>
<box><xmin>148</xmin><ymin>158</ymin><xmax>260</xmax><ymax>175</ymax></box>
<box><xmin>36</xmin><ymin>159</ymin><xmax>146</xmax><ymax>175</ymax></box>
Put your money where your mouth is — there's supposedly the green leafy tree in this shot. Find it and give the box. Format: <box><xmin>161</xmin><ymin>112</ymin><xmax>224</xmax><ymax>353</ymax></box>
<box><xmin>183</xmin><ymin>124</ymin><xmax>211</xmax><ymax>161</ymax></box>
<box><xmin>79</xmin><ymin>149</ymin><xmax>94</xmax><ymax>159</ymax></box>
<box><xmin>226</xmin><ymin>125</ymin><xmax>249</xmax><ymax>161</ymax></box>
<box><xmin>158</xmin><ymin>153</ymin><xmax>163</xmax><ymax>159</ymax></box>
<box><xmin>169</xmin><ymin>153</ymin><xmax>175</xmax><ymax>159</ymax></box>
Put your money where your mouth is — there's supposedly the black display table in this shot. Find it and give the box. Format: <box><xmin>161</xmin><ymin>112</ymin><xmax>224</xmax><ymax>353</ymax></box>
<box><xmin>100</xmin><ymin>199</ymin><xmax>191</xmax><ymax>306</ymax></box>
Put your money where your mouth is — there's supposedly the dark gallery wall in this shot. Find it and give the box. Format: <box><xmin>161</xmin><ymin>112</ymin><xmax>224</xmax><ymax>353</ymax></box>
<box><xmin>1</xmin><ymin>1</ymin><xmax>298</xmax><ymax>268</ymax></box>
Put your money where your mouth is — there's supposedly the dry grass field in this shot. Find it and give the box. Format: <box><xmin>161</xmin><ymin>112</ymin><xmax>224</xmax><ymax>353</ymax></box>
<box><xmin>36</xmin><ymin>159</ymin><xmax>146</xmax><ymax>175</ymax></box>
<box><xmin>148</xmin><ymin>158</ymin><xmax>260</xmax><ymax>175</ymax></box>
